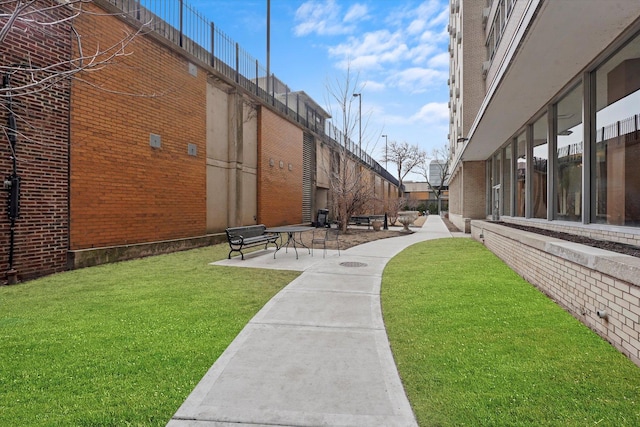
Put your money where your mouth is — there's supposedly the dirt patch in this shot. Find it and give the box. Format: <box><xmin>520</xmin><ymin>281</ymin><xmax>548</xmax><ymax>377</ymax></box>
<box><xmin>296</xmin><ymin>215</ymin><xmax>428</xmax><ymax>250</ymax></box>
<box><xmin>441</xmin><ymin>217</ymin><xmax>461</xmax><ymax>232</ymax></box>
<box><xmin>497</xmin><ymin>222</ymin><xmax>640</xmax><ymax>258</ymax></box>
<box><xmin>296</xmin><ymin>227</ymin><xmax>406</xmax><ymax>250</ymax></box>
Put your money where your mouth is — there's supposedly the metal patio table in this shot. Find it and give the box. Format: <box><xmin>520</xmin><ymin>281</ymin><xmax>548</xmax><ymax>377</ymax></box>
<box><xmin>265</xmin><ymin>225</ymin><xmax>315</xmax><ymax>259</ymax></box>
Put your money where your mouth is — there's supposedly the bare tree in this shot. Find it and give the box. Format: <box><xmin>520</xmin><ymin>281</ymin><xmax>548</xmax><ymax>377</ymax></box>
<box><xmin>383</xmin><ymin>140</ymin><xmax>426</xmax><ymax>197</ymax></box>
<box><xmin>1</xmin><ymin>1</ymin><xmax>151</xmax><ymax>140</ymax></box>
<box><xmin>417</xmin><ymin>144</ymin><xmax>451</xmax><ymax>214</ymax></box>
<box><xmin>384</xmin><ymin>196</ymin><xmax>406</xmax><ymax>226</ymax></box>
<box><xmin>323</xmin><ymin>66</ymin><xmax>375</xmax><ymax>233</ymax></box>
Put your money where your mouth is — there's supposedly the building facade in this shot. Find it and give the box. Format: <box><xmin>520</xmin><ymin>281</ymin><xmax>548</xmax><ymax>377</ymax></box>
<box><xmin>0</xmin><ymin>0</ymin><xmax>399</xmax><ymax>283</ymax></box>
<box><xmin>448</xmin><ymin>0</ymin><xmax>640</xmax><ymax>365</ymax></box>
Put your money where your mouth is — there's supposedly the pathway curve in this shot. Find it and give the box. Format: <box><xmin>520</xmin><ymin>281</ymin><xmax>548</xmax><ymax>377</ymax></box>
<box><xmin>168</xmin><ymin>215</ymin><xmax>452</xmax><ymax>426</ymax></box>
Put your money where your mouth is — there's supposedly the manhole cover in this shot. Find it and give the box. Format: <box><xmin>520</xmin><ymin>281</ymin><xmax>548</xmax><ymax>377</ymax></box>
<box><xmin>340</xmin><ymin>261</ymin><xmax>368</xmax><ymax>268</ymax></box>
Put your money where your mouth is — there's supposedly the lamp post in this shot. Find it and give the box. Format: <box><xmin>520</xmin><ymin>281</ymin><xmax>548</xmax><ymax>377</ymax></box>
<box><xmin>381</xmin><ymin>134</ymin><xmax>388</xmax><ymax>169</ymax></box>
<box><xmin>353</xmin><ymin>93</ymin><xmax>361</xmax><ymax>157</ymax></box>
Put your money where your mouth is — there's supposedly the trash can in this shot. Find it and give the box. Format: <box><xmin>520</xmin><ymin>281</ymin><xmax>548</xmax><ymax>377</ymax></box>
<box><xmin>316</xmin><ymin>209</ymin><xmax>329</xmax><ymax>227</ymax></box>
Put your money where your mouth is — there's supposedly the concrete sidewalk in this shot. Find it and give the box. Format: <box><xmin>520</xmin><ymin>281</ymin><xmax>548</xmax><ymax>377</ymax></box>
<box><xmin>168</xmin><ymin>216</ymin><xmax>452</xmax><ymax>426</ymax></box>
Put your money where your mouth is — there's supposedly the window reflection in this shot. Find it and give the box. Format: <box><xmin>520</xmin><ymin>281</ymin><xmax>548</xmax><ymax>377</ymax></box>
<box><xmin>532</xmin><ymin>116</ymin><xmax>548</xmax><ymax>218</ymax></box>
<box><xmin>556</xmin><ymin>84</ymin><xmax>583</xmax><ymax>221</ymax></box>
<box><xmin>493</xmin><ymin>153</ymin><xmax>501</xmax><ymax>219</ymax></box>
<box><xmin>595</xmin><ymin>34</ymin><xmax>640</xmax><ymax>226</ymax></box>
<box><xmin>516</xmin><ymin>132</ymin><xmax>526</xmax><ymax>216</ymax></box>
<box><xmin>503</xmin><ymin>144</ymin><xmax>512</xmax><ymax>216</ymax></box>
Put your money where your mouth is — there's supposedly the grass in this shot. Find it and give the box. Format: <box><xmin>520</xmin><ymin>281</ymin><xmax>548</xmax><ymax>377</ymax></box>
<box><xmin>0</xmin><ymin>244</ymin><xmax>299</xmax><ymax>426</ymax></box>
<box><xmin>382</xmin><ymin>238</ymin><xmax>640</xmax><ymax>427</ymax></box>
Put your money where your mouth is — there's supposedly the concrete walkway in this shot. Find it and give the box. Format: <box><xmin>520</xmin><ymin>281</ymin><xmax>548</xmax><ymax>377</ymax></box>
<box><xmin>168</xmin><ymin>215</ymin><xmax>452</xmax><ymax>427</ymax></box>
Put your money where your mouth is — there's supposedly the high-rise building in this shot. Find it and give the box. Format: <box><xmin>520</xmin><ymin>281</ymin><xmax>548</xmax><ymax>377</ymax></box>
<box><xmin>447</xmin><ymin>0</ymin><xmax>640</xmax><ymax>366</ymax></box>
<box><xmin>448</xmin><ymin>0</ymin><xmax>640</xmax><ymax>234</ymax></box>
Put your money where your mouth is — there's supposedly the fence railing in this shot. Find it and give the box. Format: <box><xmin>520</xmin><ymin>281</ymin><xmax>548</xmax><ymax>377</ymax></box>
<box><xmin>597</xmin><ymin>112</ymin><xmax>640</xmax><ymax>143</ymax></box>
<box><xmin>103</xmin><ymin>0</ymin><xmax>398</xmax><ymax>185</ymax></box>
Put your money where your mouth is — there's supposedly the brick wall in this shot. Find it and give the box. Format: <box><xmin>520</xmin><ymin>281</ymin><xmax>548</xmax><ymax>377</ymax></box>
<box><xmin>70</xmin><ymin>3</ymin><xmax>207</xmax><ymax>250</ymax></box>
<box><xmin>448</xmin><ymin>161</ymin><xmax>485</xmax><ymax>232</ymax></box>
<box><xmin>257</xmin><ymin>107</ymin><xmax>303</xmax><ymax>226</ymax></box>
<box><xmin>0</xmin><ymin>1</ymin><xmax>72</xmax><ymax>283</ymax></box>
<box><xmin>472</xmin><ymin>220</ymin><xmax>640</xmax><ymax>367</ymax></box>
<box><xmin>462</xmin><ymin>161</ymin><xmax>486</xmax><ymax>218</ymax></box>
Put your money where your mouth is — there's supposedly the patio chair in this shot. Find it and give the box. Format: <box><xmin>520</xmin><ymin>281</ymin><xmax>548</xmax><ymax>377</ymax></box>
<box><xmin>311</xmin><ymin>227</ymin><xmax>340</xmax><ymax>258</ymax></box>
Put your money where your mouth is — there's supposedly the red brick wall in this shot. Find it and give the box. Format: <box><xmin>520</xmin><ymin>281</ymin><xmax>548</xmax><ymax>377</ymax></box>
<box><xmin>70</xmin><ymin>4</ymin><xmax>207</xmax><ymax>249</ymax></box>
<box><xmin>257</xmin><ymin>107</ymin><xmax>303</xmax><ymax>226</ymax></box>
<box><xmin>0</xmin><ymin>1</ymin><xmax>72</xmax><ymax>282</ymax></box>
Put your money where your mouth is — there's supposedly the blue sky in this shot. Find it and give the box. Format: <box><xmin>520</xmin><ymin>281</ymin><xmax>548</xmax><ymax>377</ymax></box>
<box><xmin>193</xmin><ymin>0</ymin><xmax>449</xmax><ymax>180</ymax></box>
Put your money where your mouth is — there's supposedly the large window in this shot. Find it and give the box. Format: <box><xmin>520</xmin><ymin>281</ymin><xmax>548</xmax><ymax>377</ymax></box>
<box><xmin>555</xmin><ymin>84</ymin><xmax>583</xmax><ymax>221</ymax></box>
<box><xmin>532</xmin><ymin>115</ymin><xmax>548</xmax><ymax>218</ymax></box>
<box><xmin>503</xmin><ymin>144</ymin><xmax>512</xmax><ymax>216</ymax></box>
<box><xmin>594</xmin><ymin>33</ymin><xmax>640</xmax><ymax>226</ymax></box>
<box><xmin>516</xmin><ymin>132</ymin><xmax>526</xmax><ymax>216</ymax></box>
<box><xmin>493</xmin><ymin>152</ymin><xmax>501</xmax><ymax>218</ymax></box>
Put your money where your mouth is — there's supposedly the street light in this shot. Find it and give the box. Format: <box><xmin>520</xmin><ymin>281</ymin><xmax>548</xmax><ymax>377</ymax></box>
<box><xmin>353</xmin><ymin>93</ymin><xmax>361</xmax><ymax>157</ymax></box>
<box><xmin>381</xmin><ymin>134</ymin><xmax>388</xmax><ymax>169</ymax></box>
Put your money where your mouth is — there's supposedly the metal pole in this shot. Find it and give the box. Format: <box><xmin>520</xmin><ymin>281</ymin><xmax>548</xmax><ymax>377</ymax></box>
<box><xmin>266</xmin><ymin>0</ymin><xmax>271</xmax><ymax>95</ymax></box>
<box><xmin>210</xmin><ymin>22</ymin><xmax>215</xmax><ymax>67</ymax></box>
<box><xmin>235</xmin><ymin>43</ymin><xmax>239</xmax><ymax>83</ymax></box>
<box><xmin>179</xmin><ymin>0</ymin><xmax>183</xmax><ymax>47</ymax></box>
<box><xmin>353</xmin><ymin>93</ymin><xmax>361</xmax><ymax>158</ymax></box>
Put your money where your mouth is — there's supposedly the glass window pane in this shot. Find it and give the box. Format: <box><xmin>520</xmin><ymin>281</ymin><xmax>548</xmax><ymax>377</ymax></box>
<box><xmin>532</xmin><ymin>116</ymin><xmax>548</xmax><ymax>218</ymax></box>
<box><xmin>516</xmin><ymin>133</ymin><xmax>526</xmax><ymax>216</ymax></box>
<box><xmin>486</xmin><ymin>158</ymin><xmax>493</xmax><ymax>216</ymax></box>
<box><xmin>503</xmin><ymin>144</ymin><xmax>512</xmax><ymax>216</ymax></box>
<box><xmin>493</xmin><ymin>152</ymin><xmax>501</xmax><ymax>218</ymax></box>
<box><xmin>556</xmin><ymin>84</ymin><xmax>583</xmax><ymax>221</ymax></box>
<box><xmin>594</xmin><ymin>33</ymin><xmax>640</xmax><ymax>226</ymax></box>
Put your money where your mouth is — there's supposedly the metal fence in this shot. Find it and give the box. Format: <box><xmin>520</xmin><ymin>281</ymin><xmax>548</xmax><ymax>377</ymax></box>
<box><xmin>103</xmin><ymin>0</ymin><xmax>397</xmax><ymax>185</ymax></box>
<box><xmin>597</xmin><ymin>113</ymin><xmax>640</xmax><ymax>143</ymax></box>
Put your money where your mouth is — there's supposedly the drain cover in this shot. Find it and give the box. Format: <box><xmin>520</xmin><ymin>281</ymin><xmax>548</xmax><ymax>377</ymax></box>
<box><xmin>340</xmin><ymin>261</ymin><xmax>368</xmax><ymax>267</ymax></box>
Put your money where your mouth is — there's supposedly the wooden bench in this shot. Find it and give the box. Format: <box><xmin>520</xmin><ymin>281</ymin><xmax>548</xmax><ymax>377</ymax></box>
<box><xmin>349</xmin><ymin>216</ymin><xmax>371</xmax><ymax>229</ymax></box>
<box><xmin>225</xmin><ymin>225</ymin><xmax>279</xmax><ymax>260</ymax></box>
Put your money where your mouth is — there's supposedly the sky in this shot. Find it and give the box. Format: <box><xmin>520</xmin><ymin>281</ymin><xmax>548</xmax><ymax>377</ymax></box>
<box><xmin>193</xmin><ymin>0</ymin><xmax>450</xmax><ymax>181</ymax></box>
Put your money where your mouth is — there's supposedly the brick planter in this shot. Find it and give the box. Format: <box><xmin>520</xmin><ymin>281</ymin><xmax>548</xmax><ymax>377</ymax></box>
<box><xmin>471</xmin><ymin>220</ymin><xmax>640</xmax><ymax>367</ymax></box>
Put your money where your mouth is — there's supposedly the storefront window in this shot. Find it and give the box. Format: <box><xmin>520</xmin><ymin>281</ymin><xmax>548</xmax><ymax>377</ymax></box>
<box><xmin>516</xmin><ymin>133</ymin><xmax>526</xmax><ymax>216</ymax></box>
<box><xmin>532</xmin><ymin>115</ymin><xmax>548</xmax><ymax>218</ymax></box>
<box><xmin>503</xmin><ymin>144</ymin><xmax>512</xmax><ymax>216</ymax></box>
<box><xmin>594</xmin><ymin>33</ymin><xmax>640</xmax><ymax>226</ymax></box>
<box><xmin>555</xmin><ymin>84</ymin><xmax>583</xmax><ymax>221</ymax></box>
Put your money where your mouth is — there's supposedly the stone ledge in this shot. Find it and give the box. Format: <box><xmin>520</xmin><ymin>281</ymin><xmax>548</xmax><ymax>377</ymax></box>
<box><xmin>67</xmin><ymin>233</ymin><xmax>227</xmax><ymax>270</ymax></box>
<box><xmin>473</xmin><ymin>220</ymin><xmax>640</xmax><ymax>288</ymax></box>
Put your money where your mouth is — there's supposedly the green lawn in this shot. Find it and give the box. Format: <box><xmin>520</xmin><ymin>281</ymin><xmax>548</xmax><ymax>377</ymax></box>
<box><xmin>382</xmin><ymin>238</ymin><xmax>640</xmax><ymax>427</ymax></box>
<box><xmin>0</xmin><ymin>244</ymin><xmax>299</xmax><ymax>426</ymax></box>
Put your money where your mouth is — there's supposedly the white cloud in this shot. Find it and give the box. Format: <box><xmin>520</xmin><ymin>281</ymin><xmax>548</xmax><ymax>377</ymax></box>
<box><xmin>344</xmin><ymin>4</ymin><xmax>369</xmax><ymax>23</ymax></box>
<box><xmin>428</xmin><ymin>52</ymin><xmax>449</xmax><ymax>69</ymax></box>
<box><xmin>294</xmin><ymin>0</ymin><xmax>350</xmax><ymax>36</ymax></box>
<box><xmin>387</xmin><ymin>67</ymin><xmax>448</xmax><ymax>94</ymax></box>
<box><xmin>410</xmin><ymin>102</ymin><xmax>450</xmax><ymax>124</ymax></box>
<box><xmin>322</xmin><ymin>0</ymin><xmax>449</xmax><ymax>80</ymax></box>
<box><xmin>329</xmin><ymin>30</ymin><xmax>410</xmax><ymax>71</ymax></box>
<box><xmin>362</xmin><ymin>80</ymin><xmax>385</xmax><ymax>92</ymax></box>
<box><xmin>294</xmin><ymin>0</ymin><xmax>369</xmax><ymax>36</ymax></box>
